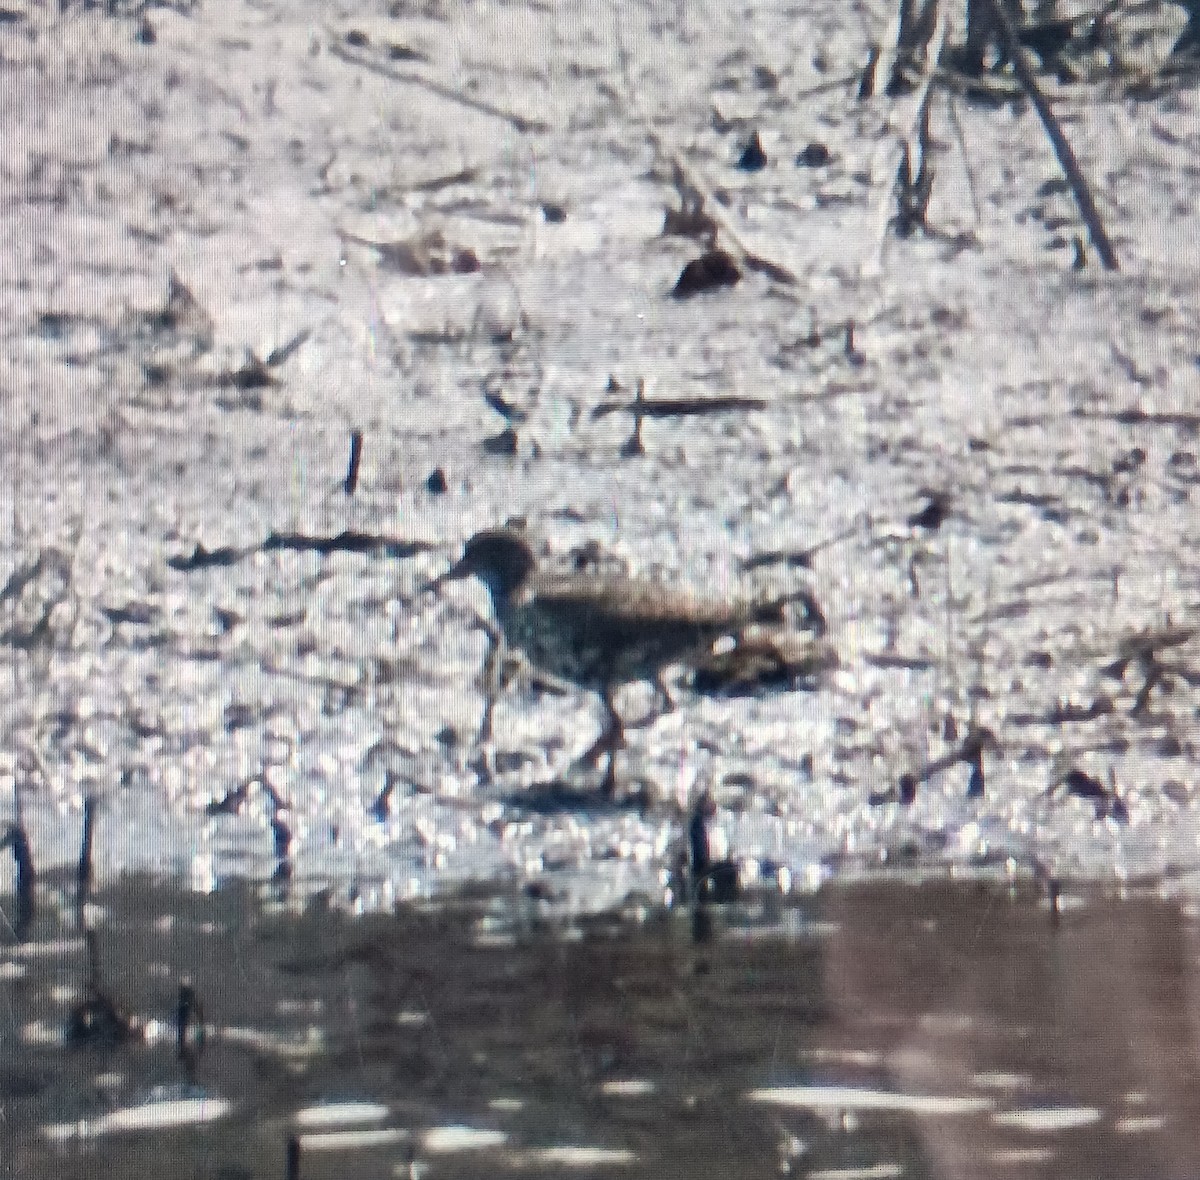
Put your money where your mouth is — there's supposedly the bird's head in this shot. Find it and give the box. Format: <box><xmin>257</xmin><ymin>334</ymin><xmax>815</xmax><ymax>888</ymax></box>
<box><xmin>432</xmin><ymin>528</ymin><xmax>537</xmax><ymax>605</ymax></box>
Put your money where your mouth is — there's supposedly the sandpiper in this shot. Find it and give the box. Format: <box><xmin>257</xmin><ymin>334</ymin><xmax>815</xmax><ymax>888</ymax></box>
<box><xmin>432</xmin><ymin>528</ymin><xmax>803</xmax><ymax>794</ymax></box>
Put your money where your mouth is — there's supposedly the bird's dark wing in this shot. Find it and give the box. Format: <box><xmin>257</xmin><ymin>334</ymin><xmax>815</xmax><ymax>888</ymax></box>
<box><xmin>529</xmin><ymin>575</ymin><xmax>754</xmax><ymax>635</ymax></box>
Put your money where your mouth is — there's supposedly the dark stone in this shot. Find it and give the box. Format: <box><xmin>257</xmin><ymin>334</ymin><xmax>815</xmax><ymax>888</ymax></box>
<box><xmin>672</xmin><ymin>250</ymin><xmax>741</xmax><ymax>298</ymax></box>
<box><xmin>482</xmin><ymin>427</ymin><xmax>519</xmax><ymax>456</ymax></box>
<box><xmin>796</xmin><ymin>142</ymin><xmax>831</xmax><ymax>167</ymax></box>
<box><xmin>752</xmin><ymin>65</ymin><xmax>778</xmax><ymax>90</ymax></box>
<box><xmin>1063</xmin><ymin>768</ymin><xmax>1106</xmax><ymax>800</ymax></box>
<box><xmin>736</xmin><ymin>131</ymin><xmax>767</xmax><ymax>171</ymax></box>
<box><xmin>908</xmin><ymin>492</ymin><xmax>951</xmax><ymax>531</ymax></box>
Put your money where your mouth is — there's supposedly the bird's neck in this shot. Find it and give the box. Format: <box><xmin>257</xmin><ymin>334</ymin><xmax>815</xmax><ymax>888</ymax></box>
<box><xmin>477</xmin><ymin>546</ymin><xmax>536</xmax><ymax>606</ymax></box>
<box><xmin>478</xmin><ymin>569</ymin><xmax>521</xmax><ymax>611</ymax></box>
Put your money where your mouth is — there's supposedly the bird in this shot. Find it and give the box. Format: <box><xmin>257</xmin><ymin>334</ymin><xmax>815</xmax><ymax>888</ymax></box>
<box><xmin>431</xmin><ymin>528</ymin><xmax>805</xmax><ymax>794</ymax></box>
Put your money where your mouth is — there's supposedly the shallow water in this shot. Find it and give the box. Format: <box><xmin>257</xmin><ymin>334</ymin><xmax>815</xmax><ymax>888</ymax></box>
<box><xmin>4</xmin><ymin>873</ymin><xmax>1200</xmax><ymax>1180</ymax></box>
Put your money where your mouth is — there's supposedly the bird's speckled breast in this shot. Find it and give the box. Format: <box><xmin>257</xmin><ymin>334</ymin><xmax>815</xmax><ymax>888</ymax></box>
<box><xmin>498</xmin><ymin>599</ymin><xmax>611</xmax><ymax>688</ymax></box>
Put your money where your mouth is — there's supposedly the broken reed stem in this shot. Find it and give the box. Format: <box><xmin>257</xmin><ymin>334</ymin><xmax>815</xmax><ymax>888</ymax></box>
<box><xmin>76</xmin><ymin>795</ymin><xmax>97</xmax><ymax>921</ymax></box>
<box><xmin>867</xmin><ymin>2</ymin><xmax>946</xmax><ymax>272</ymax></box>
<box><xmin>326</xmin><ymin>36</ymin><xmax>548</xmax><ymax>133</ymax></box>
<box><xmin>873</xmin><ymin>0</ymin><xmax>910</xmax><ymax>101</ymax></box>
<box><xmin>0</xmin><ymin>820</ymin><xmax>36</xmax><ymax>940</ymax></box>
<box><xmin>979</xmin><ymin>0</ymin><xmax>1118</xmax><ymax>270</ymax></box>
<box><xmin>344</xmin><ymin>428</ymin><xmax>364</xmax><ymax>496</ymax></box>
<box><xmin>900</xmin><ymin>4</ymin><xmax>946</xmax><ymax>209</ymax></box>
<box><xmin>593</xmin><ymin>394</ymin><xmax>768</xmax><ymax>420</ymax></box>
<box><xmin>611</xmin><ymin>13</ymin><xmax>795</xmax><ymax>285</ymax></box>
<box><xmin>945</xmin><ymin>92</ymin><xmax>983</xmax><ymax>225</ymax></box>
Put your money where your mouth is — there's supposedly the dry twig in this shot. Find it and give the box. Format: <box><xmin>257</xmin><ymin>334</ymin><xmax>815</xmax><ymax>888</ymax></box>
<box><xmin>978</xmin><ymin>0</ymin><xmax>1118</xmax><ymax>269</ymax></box>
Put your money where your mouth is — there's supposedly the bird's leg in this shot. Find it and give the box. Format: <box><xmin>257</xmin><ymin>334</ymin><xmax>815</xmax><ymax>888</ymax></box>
<box><xmin>578</xmin><ymin>704</ymin><xmax>625</xmax><ymax>764</ymax></box>
<box><xmin>472</xmin><ymin>620</ymin><xmax>528</xmax><ymax>785</ymax></box>
<box><xmin>600</xmin><ymin>746</ymin><xmax>619</xmax><ymax>797</ymax></box>
<box><xmin>475</xmin><ymin>622</ymin><xmax>506</xmax><ymax>746</ymax></box>
<box><xmin>578</xmin><ymin>684</ymin><xmax>625</xmax><ymax>795</ymax></box>
<box><xmin>599</xmin><ymin>686</ymin><xmax>625</xmax><ymax>797</ymax></box>
<box><xmin>625</xmin><ymin>674</ymin><xmax>675</xmax><ymax>730</ymax></box>
<box><xmin>654</xmin><ymin>673</ymin><xmax>676</xmax><ymax>715</ymax></box>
